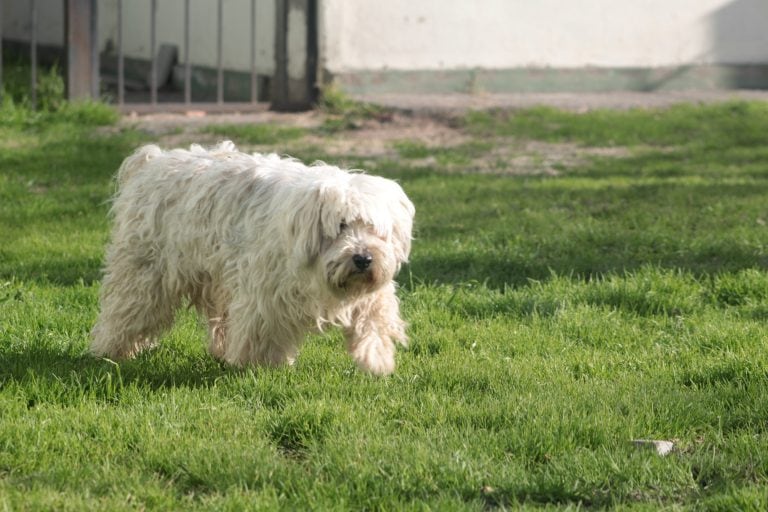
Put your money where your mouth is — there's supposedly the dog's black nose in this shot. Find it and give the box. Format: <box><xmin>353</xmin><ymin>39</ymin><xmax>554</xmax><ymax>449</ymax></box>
<box><xmin>352</xmin><ymin>253</ymin><xmax>373</xmax><ymax>271</ymax></box>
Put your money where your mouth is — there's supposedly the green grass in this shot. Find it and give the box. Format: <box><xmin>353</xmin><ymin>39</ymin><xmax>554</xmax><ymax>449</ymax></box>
<box><xmin>465</xmin><ymin>101</ymin><xmax>768</xmax><ymax>148</ymax></box>
<box><xmin>0</xmin><ymin>55</ymin><xmax>119</xmax><ymax>128</ymax></box>
<box><xmin>394</xmin><ymin>140</ymin><xmax>494</xmax><ymax>165</ymax></box>
<box><xmin>3</xmin><ymin>99</ymin><xmax>768</xmax><ymax>510</ymax></box>
<box><xmin>316</xmin><ymin>85</ymin><xmax>392</xmax><ymax>134</ymax></box>
<box><xmin>200</xmin><ymin>123</ymin><xmax>307</xmax><ymax>145</ymax></box>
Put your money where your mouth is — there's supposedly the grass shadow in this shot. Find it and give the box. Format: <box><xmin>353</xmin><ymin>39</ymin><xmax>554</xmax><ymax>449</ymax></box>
<box><xmin>0</xmin><ymin>341</ymin><xmax>238</xmax><ymax>406</ymax></box>
<box><xmin>404</xmin><ymin>175</ymin><xmax>768</xmax><ymax>289</ymax></box>
<box><xmin>407</xmin><ymin>232</ymin><xmax>768</xmax><ymax>289</ymax></box>
<box><xmin>0</xmin><ymin>254</ymin><xmax>104</xmax><ymax>286</ymax></box>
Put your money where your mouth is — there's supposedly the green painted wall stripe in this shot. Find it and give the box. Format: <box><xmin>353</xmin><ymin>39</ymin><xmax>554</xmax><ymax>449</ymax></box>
<box><xmin>329</xmin><ymin>65</ymin><xmax>768</xmax><ymax>95</ymax></box>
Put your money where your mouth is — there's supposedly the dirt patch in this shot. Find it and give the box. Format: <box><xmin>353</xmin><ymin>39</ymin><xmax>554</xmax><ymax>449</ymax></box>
<box><xmin>120</xmin><ymin>109</ymin><xmax>325</xmax><ymax>134</ymax></box>
<box><xmin>302</xmin><ymin>114</ymin><xmax>471</xmax><ymax>158</ymax></box>
<box><xmin>396</xmin><ymin>140</ymin><xmax>630</xmax><ymax>176</ymax></box>
<box><xmin>476</xmin><ymin>141</ymin><xmax>630</xmax><ymax>176</ymax></box>
<box><xmin>118</xmin><ymin>109</ymin><xmax>630</xmax><ymax>176</ymax></box>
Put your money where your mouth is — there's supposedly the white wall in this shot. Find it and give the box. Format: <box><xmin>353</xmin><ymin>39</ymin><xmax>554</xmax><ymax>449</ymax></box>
<box><xmin>3</xmin><ymin>0</ymin><xmax>64</xmax><ymax>46</ymax></box>
<box><xmin>319</xmin><ymin>0</ymin><xmax>768</xmax><ymax>72</ymax></box>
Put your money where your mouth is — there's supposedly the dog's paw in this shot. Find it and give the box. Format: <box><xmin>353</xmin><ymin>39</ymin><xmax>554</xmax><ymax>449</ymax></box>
<box><xmin>350</xmin><ymin>334</ymin><xmax>396</xmax><ymax>376</ymax></box>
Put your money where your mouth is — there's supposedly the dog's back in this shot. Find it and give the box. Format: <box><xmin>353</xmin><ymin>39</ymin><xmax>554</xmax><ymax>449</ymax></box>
<box><xmin>115</xmin><ymin>144</ymin><xmax>164</xmax><ymax>186</ymax></box>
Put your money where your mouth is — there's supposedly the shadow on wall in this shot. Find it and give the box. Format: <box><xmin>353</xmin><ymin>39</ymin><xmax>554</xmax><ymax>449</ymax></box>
<box><xmin>709</xmin><ymin>0</ymin><xmax>768</xmax><ymax>88</ymax></box>
<box><xmin>641</xmin><ymin>0</ymin><xmax>768</xmax><ymax>91</ymax></box>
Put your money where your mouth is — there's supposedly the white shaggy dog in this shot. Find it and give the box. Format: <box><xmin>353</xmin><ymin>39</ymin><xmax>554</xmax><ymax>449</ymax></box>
<box><xmin>90</xmin><ymin>141</ymin><xmax>414</xmax><ymax>375</ymax></box>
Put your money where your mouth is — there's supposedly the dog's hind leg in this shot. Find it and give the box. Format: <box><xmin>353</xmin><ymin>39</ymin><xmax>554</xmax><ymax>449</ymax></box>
<box><xmin>203</xmin><ymin>312</ymin><xmax>228</xmax><ymax>360</ymax></box>
<box><xmin>223</xmin><ymin>323</ymin><xmax>299</xmax><ymax>369</ymax></box>
<box><xmin>200</xmin><ymin>307</ymin><xmax>229</xmax><ymax>362</ymax></box>
<box><xmin>90</xmin><ymin>252</ymin><xmax>179</xmax><ymax>360</ymax></box>
<box><xmin>190</xmin><ymin>280</ymin><xmax>230</xmax><ymax>361</ymax></box>
<box><xmin>223</xmin><ymin>295</ymin><xmax>299</xmax><ymax>368</ymax></box>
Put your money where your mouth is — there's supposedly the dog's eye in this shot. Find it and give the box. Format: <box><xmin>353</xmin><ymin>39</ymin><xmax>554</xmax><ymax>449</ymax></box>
<box><xmin>339</xmin><ymin>222</ymin><xmax>348</xmax><ymax>231</ymax></box>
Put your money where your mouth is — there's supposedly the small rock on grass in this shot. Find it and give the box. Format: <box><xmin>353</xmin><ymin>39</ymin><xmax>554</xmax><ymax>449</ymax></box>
<box><xmin>633</xmin><ymin>439</ymin><xmax>675</xmax><ymax>456</ymax></box>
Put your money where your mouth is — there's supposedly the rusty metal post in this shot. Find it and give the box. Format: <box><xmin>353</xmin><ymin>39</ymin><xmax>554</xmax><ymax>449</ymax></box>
<box><xmin>250</xmin><ymin>0</ymin><xmax>257</xmax><ymax>104</ymax></box>
<box><xmin>117</xmin><ymin>0</ymin><xmax>124</xmax><ymax>106</ymax></box>
<box><xmin>272</xmin><ymin>0</ymin><xmax>317</xmax><ymax>111</ymax></box>
<box><xmin>0</xmin><ymin>0</ymin><xmax>4</xmax><ymax>102</ymax></box>
<box><xmin>30</xmin><ymin>0</ymin><xmax>37</xmax><ymax>107</ymax></box>
<box><xmin>66</xmin><ymin>0</ymin><xmax>98</xmax><ymax>101</ymax></box>
<box><xmin>150</xmin><ymin>0</ymin><xmax>157</xmax><ymax>105</ymax></box>
<box><xmin>217</xmin><ymin>0</ymin><xmax>223</xmax><ymax>104</ymax></box>
<box><xmin>184</xmin><ymin>0</ymin><xmax>191</xmax><ymax>105</ymax></box>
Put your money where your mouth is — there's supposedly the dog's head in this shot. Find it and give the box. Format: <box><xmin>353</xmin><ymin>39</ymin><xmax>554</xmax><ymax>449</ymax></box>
<box><xmin>290</xmin><ymin>169</ymin><xmax>414</xmax><ymax>297</ymax></box>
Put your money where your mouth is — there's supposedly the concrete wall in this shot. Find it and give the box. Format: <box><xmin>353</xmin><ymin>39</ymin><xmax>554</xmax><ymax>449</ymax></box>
<box><xmin>319</xmin><ymin>0</ymin><xmax>768</xmax><ymax>71</ymax></box>
<box><xmin>3</xmin><ymin>0</ymin><xmax>65</xmax><ymax>46</ymax></box>
<box><xmin>319</xmin><ymin>0</ymin><xmax>768</xmax><ymax>93</ymax></box>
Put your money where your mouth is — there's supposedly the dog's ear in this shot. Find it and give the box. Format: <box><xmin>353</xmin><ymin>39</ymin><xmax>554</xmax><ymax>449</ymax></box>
<box><xmin>388</xmin><ymin>188</ymin><xmax>415</xmax><ymax>265</ymax></box>
<box><xmin>287</xmin><ymin>182</ymin><xmax>346</xmax><ymax>263</ymax></box>
<box><xmin>287</xmin><ymin>189</ymin><xmax>323</xmax><ymax>263</ymax></box>
<box><xmin>348</xmin><ymin>173</ymin><xmax>414</xmax><ymax>266</ymax></box>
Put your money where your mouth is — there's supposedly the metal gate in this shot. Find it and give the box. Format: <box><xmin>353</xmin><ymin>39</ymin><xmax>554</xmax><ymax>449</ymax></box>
<box><xmin>0</xmin><ymin>0</ymin><xmax>316</xmax><ymax>112</ymax></box>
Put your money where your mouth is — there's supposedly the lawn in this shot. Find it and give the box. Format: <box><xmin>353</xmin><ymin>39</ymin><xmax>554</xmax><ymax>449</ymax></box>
<box><xmin>2</xmin><ymin>98</ymin><xmax>768</xmax><ymax>510</ymax></box>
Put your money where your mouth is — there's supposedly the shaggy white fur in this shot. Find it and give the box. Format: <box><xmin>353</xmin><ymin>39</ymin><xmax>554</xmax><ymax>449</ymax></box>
<box><xmin>90</xmin><ymin>141</ymin><xmax>414</xmax><ymax>375</ymax></box>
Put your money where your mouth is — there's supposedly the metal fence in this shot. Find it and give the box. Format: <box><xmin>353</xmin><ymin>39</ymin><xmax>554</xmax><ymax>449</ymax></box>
<box><xmin>116</xmin><ymin>0</ymin><xmax>261</xmax><ymax>111</ymax></box>
<box><xmin>0</xmin><ymin>0</ymin><xmax>98</xmax><ymax>107</ymax></box>
<box><xmin>0</xmin><ymin>0</ymin><xmax>316</xmax><ymax>112</ymax></box>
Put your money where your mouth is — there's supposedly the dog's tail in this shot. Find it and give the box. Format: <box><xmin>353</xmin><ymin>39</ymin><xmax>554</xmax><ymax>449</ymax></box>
<box><xmin>116</xmin><ymin>144</ymin><xmax>163</xmax><ymax>186</ymax></box>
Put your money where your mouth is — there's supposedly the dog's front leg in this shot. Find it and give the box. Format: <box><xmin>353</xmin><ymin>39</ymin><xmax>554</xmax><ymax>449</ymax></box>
<box><xmin>344</xmin><ymin>284</ymin><xmax>407</xmax><ymax>376</ymax></box>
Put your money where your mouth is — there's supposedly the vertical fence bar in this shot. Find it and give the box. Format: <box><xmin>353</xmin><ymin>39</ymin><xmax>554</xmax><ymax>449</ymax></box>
<box><xmin>250</xmin><ymin>0</ymin><xmax>257</xmax><ymax>103</ymax></box>
<box><xmin>30</xmin><ymin>0</ymin><xmax>37</xmax><ymax>108</ymax></box>
<box><xmin>150</xmin><ymin>0</ymin><xmax>157</xmax><ymax>105</ymax></box>
<box><xmin>216</xmin><ymin>0</ymin><xmax>223</xmax><ymax>104</ymax></box>
<box><xmin>117</xmin><ymin>0</ymin><xmax>124</xmax><ymax>105</ymax></box>
<box><xmin>184</xmin><ymin>0</ymin><xmax>190</xmax><ymax>105</ymax></box>
<box><xmin>0</xmin><ymin>0</ymin><xmax>4</xmax><ymax>103</ymax></box>
<box><xmin>272</xmin><ymin>0</ymin><xmax>287</xmax><ymax>110</ymax></box>
<box><xmin>90</xmin><ymin>0</ymin><xmax>98</xmax><ymax>98</ymax></box>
